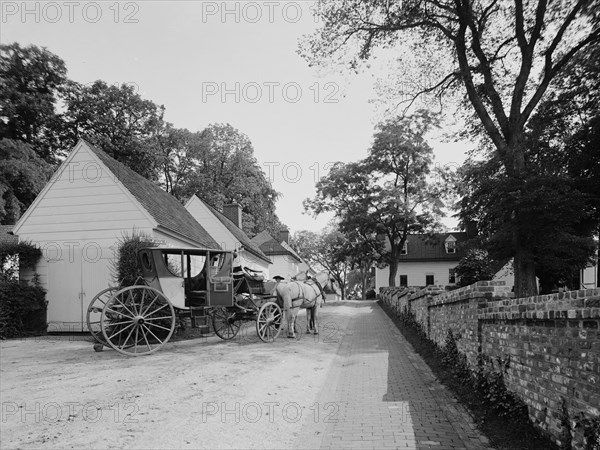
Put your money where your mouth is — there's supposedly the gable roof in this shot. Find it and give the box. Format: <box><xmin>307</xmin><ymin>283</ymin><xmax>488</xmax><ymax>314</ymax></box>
<box><xmin>0</xmin><ymin>225</ymin><xmax>17</xmax><ymax>246</ymax></box>
<box><xmin>85</xmin><ymin>140</ymin><xmax>220</xmax><ymax>249</ymax></box>
<box><xmin>199</xmin><ymin>199</ymin><xmax>271</xmax><ymax>264</ymax></box>
<box><xmin>398</xmin><ymin>232</ymin><xmax>468</xmax><ymax>262</ymax></box>
<box><xmin>250</xmin><ymin>231</ymin><xmax>302</xmax><ymax>263</ymax></box>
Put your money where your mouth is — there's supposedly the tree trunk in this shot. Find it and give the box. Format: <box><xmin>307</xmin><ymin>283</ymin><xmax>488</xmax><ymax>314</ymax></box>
<box><xmin>388</xmin><ymin>260</ymin><xmax>398</xmax><ymax>287</ymax></box>
<box><xmin>514</xmin><ymin>246</ymin><xmax>538</xmax><ymax>298</ymax></box>
<box><xmin>361</xmin><ymin>268</ymin><xmax>368</xmax><ymax>300</ymax></box>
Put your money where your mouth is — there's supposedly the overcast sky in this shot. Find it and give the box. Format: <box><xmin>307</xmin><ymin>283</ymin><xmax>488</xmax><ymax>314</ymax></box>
<box><xmin>2</xmin><ymin>1</ymin><xmax>469</xmax><ymax>233</ymax></box>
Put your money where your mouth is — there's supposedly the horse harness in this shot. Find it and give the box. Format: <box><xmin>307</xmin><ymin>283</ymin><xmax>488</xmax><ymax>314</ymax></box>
<box><xmin>290</xmin><ymin>278</ymin><xmax>326</xmax><ymax>309</ymax></box>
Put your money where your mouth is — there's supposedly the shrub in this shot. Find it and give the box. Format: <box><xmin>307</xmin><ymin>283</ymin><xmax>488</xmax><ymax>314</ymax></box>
<box><xmin>455</xmin><ymin>248</ymin><xmax>495</xmax><ymax>286</ymax></box>
<box><xmin>365</xmin><ymin>289</ymin><xmax>376</xmax><ymax>299</ymax></box>
<box><xmin>0</xmin><ymin>278</ymin><xmax>47</xmax><ymax>338</ymax></box>
<box><xmin>0</xmin><ymin>240</ymin><xmax>46</xmax><ymax>338</ymax></box>
<box><xmin>111</xmin><ymin>230</ymin><xmax>159</xmax><ymax>287</ymax></box>
<box><xmin>0</xmin><ymin>240</ymin><xmax>42</xmax><ymax>279</ymax></box>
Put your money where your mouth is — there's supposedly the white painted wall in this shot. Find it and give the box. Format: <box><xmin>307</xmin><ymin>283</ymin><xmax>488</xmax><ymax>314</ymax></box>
<box><xmin>375</xmin><ymin>261</ymin><xmax>459</xmax><ymax>290</ymax></box>
<box><xmin>269</xmin><ymin>254</ymin><xmax>300</xmax><ymax>280</ymax></box>
<box><xmin>493</xmin><ymin>260</ymin><xmax>515</xmax><ymax>287</ymax></box>
<box><xmin>184</xmin><ymin>196</ymin><xmax>269</xmax><ymax>276</ymax></box>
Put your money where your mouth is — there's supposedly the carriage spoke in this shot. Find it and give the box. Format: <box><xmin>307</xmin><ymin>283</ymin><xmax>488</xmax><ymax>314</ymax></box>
<box><xmin>147</xmin><ymin>322</ymin><xmax>173</xmax><ymax>332</ymax></box>
<box><xmin>138</xmin><ymin>288</ymin><xmax>146</xmax><ymax>316</ymax></box>
<box><xmin>140</xmin><ymin>325</ymin><xmax>152</xmax><ymax>351</ymax></box>
<box><xmin>113</xmin><ymin>296</ymin><xmax>136</xmax><ymax>318</ymax></box>
<box><xmin>126</xmin><ymin>289</ymin><xmax>137</xmax><ymax>315</ymax></box>
<box><xmin>143</xmin><ymin>316</ymin><xmax>174</xmax><ymax>322</ymax></box>
<box><xmin>144</xmin><ymin>303</ymin><xmax>168</xmax><ymax>318</ymax></box>
<box><xmin>142</xmin><ymin>323</ymin><xmax>165</xmax><ymax>345</ymax></box>
<box><xmin>134</xmin><ymin>327</ymin><xmax>139</xmax><ymax>353</ymax></box>
<box><xmin>140</xmin><ymin>292</ymin><xmax>160</xmax><ymax>316</ymax></box>
<box><xmin>104</xmin><ymin>307</ymin><xmax>134</xmax><ymax>320</ymax></box>
<box><xmin>119</xmin><ymin>324</ymin><xmax>137</xmax><ymax>349</ymax></box>
<box><xmin>107</xmin><ymin>322</ymin><xmax>134</xmax><ymax>340</ymax></box>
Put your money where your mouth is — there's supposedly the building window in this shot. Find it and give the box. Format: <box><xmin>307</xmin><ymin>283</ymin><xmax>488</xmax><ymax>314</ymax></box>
<box><xmin>400</xmin><ymin>241</ymin><xmax>408</xmax><ymax>255</ymax></box>
<box><xmin>425</xmin><ymin>274</ymin><xmax>434</xmax><ymax>286</ymax></box>
<box><xmin>400</xmin><ymin>275</ymin><xmax>408</xmax><ymax>287</ymax></box>
<box><xmin>449</xmin><ymin>268</ymin><xmax>456</xmax><ymax>284</ymax></box>
<box><xmin>445</xmin><ymin>240</ymin><xmax>456</xmax><ymax>253</ymax></box>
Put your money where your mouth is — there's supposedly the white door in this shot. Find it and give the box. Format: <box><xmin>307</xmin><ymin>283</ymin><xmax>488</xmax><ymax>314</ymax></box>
<box><xmin>46</xmin><ymin>247</ymin><xmax>114</xmax><ymax>332</ymax></box>
<box><xmin>46</xmin><ymin>251</ymin><xmax>84</xmax><ymax>332</ymax></box>
<box><xmin>81</xmin><ymin>251</ymin><xmax>114</xmax><ymax>332</ymax></box>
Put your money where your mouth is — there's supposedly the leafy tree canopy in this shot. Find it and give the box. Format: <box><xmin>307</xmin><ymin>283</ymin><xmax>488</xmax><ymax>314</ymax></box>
<box><xmin>305</xmin><ymin>111</ymin><xmax>448</xmax><ymax>286</ymax></box>
<box><xmin>301</xmin><ymin>0</ymin><xmax>600</xmax><ymax>296</ymax></box>
<box><xmin>0</xmin><ymin>43</ymin><xmax>67</xmax><ymax>162</ymax></box>
<box><xmin>292</xmin><ymin>227</ymin><xmax>351</xmax><ymax>298</ymax></box>
<box><xmin>157</xmin><ymin>123</ymin><xmax>284</xmax><ymax>237</ymax></box>
<box><xmin>61</xmin><ymin>80</ymin><xmax>165</xmax><ymax>180</ymax></box>
<box><xmin>0</xmin><ymin>139</ymin><xmax>53</xmax><ymax>224</ymax></box>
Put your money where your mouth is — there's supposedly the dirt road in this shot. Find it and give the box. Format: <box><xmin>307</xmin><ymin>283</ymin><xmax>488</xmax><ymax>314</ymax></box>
<box><xmin>1</xmin><ymin>302</ymin><xmax>355</xmax><ymax>449</ymax></box>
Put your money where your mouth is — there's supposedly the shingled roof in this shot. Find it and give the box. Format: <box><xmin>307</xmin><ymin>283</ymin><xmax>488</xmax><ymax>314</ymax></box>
<box><xmin>85</xmin><ymin>140</ymin><xmax>220</xmax><ymax>249</ymax></box>
<box><xmin>398</xmin><ymin>232</ymin><xmax>468</xmax><ymax>262</ymax></box>
<box><xmin>250</xmin><ymin>231</ymin><xmax>302</xmax><ymax>263</ymax></box>
<box><xmin>202</xmin><ymin>201</ymin><xmax>271</xmax><ymax>264</ymax></box>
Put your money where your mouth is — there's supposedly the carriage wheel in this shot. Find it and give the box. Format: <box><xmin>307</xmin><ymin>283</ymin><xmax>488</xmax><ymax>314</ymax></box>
<box><xmin>86</xmin><ymin>287</ymin><xmax>118</xmax><ymax>345</ymax></box>
<box><xmin>100</xmin><ymin>286</ymin><xmax>176</xmax><ymax>356</ymax></box>
<box><xmin>212</xmin><ymin>307</ymin><xmax>242</xmax><ymax>340</ymax></box>
<box><xmin>256</xmin><ymin>302</ymin><xmax>282</xmax><ymax>343</ymax></box>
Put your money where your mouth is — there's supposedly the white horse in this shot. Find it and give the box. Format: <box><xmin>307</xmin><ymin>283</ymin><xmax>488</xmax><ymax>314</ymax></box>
<box><xmin>274</xmin><ymin>272</ymin><xmax>341</xmax><ymax>338</ymax></box>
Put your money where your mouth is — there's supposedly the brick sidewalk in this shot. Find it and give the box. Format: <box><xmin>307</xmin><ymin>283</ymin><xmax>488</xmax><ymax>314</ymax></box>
<box><xmin>296</xmin><ymin>301</ymin><xmax>493</xmax><ymax>450</ymax></box>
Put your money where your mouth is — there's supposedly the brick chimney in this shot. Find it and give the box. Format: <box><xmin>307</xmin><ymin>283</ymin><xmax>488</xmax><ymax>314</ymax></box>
<box><xmin>278</xmin><ymin>229</ymin><xmax>290</xmax><ymax>243</ymax></box>
<box><xmin>223</xmin><ymin>203</ymin><xmax>242</xmax><ymax>228</ymax></box>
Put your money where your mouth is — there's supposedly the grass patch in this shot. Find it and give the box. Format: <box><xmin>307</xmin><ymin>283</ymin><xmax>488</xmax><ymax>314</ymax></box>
<box><xmin>378</xmin><ymin>300</ymin><xmax>558</xmax><ymax>450</ymax></box>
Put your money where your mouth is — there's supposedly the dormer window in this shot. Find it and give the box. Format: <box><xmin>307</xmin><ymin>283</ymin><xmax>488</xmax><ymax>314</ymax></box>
<box><xmin>400</xmin><ymin>241</ymin><xmax>408</xmax><ymax>255</ymax></box>
<box><xmin>445</xmin><ymin>235</ymin><xmax>457</xmax><ymax>254</ymax></box>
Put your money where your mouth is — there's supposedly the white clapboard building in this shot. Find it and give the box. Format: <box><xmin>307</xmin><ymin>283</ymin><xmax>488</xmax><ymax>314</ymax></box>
<box><xmin>12</xmin><ymin>139</ymin><xmax>219</xmax><ymax>332</ymax></box>
<box><xmin>184</xmin><ymin>195</ymin><xmax>272</xmax><ymax>275</ymax></box>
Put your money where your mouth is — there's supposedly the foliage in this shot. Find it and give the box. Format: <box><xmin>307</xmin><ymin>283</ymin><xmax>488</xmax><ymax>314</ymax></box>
<box><xmin>111</xmin><ymin>230</ymin><xmax>158</xmax><ymax>288</ymax></box>
<box><xmin>291</xmin><ymin>227</ymin><xmax>351</xmax><ymax>299</ymax></box>
<box><xmin>0</xmin><ymin>43</ymin><xmax>288</xmax><ymax>235</ymax></box>
<box><xmin>0</xmin><ymin>240</ymin><xmax>46</xmax><ymax>338</ymax></box>
<box><xmin>454</xmin><ymin>248</ymin><xmax>495</xmax><ymax>287</ymax></box>
<box><xmin>0</xmin><ymin>42</ymin><xmax>68</xmax><ymax>162</ymax></box>
<box><xmin>458</xmin><ymin>42</ymin><xmax>600</xmax><ymax>294</ymax></box>
<box><xmin>305</xmin><ymin>111</ymin><xmax>447</xmax><ymax>286</ymax></box>
<box><xmin>0</xmin><ymin>240</ymin><xmax>42</xmax><ymax>279</ymax></box>
<box><xmin>0</xmin><ymin>278</ymin><xmax>47</xmax><ymax>338</ymax></box>
<box><xmin>158</xmin><ymin>123</ymin><xmax>283</xmax><ymax>237</ymax></box>
<box><xmin>61</xmin><ymin>80</ymin><xmax>165</xmax><ymax>180</ymax></box>
<box><xmin>0</xmin><ymin>139</ymin><xmax>53</xmax><ymax>224</ymax></box>
<box><xmin>301</xmin><ymin>0</ymin><xmax>600</xmax><ymax>297</ymax></box>
<box><xmin>573</xmin><ymin>412</ymin><xmax>600</xmax><ymax>450</ymax></box>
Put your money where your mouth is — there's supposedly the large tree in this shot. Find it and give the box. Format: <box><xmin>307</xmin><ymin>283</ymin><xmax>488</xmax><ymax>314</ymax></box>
<box><xmin>301</xmin><ymin>0</ymin><xmax>600</xmax><ymax>296</ymax></box>
<box><xmin>305</xmin><ymin>111</ymin><xmax>446</xmax><ymax>286</ymax></box>
<box><xmin>459</xmin><ymin>41</ymin><xmax>600</xmax><ymax>293</ymax></box>
<box><xmin>158</xmin><ymin>123</ymin><xmax>284</xmax><ymax>237</ymax></box>
<box><xmin>0</xmin><ymin>43</ymin><xmax>68</xmax><ymax>162</ymax></box>
<box><xmin>0</xmin><ymin>139</ymin><xmax>53</xmax><ymax>224</ymax></box>
<box><xmin>60</xmin><ymin>80</ymin><xmax>165</xmax><ymax>179</ymax></box>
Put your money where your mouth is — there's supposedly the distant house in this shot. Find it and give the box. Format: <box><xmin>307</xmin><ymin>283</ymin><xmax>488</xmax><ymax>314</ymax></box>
<box><xmin>251</xmin><ymin>230</ymin><xmax>312</xmax><ymax>280</ymax></box>
<box><xmin>375</xmin><ymin>232</ymin><xmax>468</xmax><ymax>290</ymax></box>
<box><xmin>184</xmin><ymin>195</ymin><xmax>272</xmax><ymax>275</ymax></box>
<box><xmin>12</xmin><ymin>139</ymin><xmax>219</xmax><ymax>332</ymax></box>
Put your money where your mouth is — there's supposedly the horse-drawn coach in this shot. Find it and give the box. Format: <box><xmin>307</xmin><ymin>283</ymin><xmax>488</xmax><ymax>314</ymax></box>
<box><xmin>86</xmin><ymin>247</ymin><xmax>339</xmax><ymax>356</ymax></box>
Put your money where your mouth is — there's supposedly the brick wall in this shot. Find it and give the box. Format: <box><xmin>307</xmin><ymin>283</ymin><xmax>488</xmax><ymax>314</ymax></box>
<box><xmin>378</xmin><ymin>283</ymin><xmax>600</xmax><ymax>449</ymax></box>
